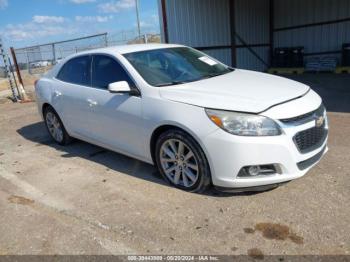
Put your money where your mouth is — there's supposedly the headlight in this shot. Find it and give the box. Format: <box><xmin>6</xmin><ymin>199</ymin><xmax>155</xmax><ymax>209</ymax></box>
<box><xmin>205</xmin><ymin>109</ymin><xmax>282</xmax><ymax>136</ymax></box>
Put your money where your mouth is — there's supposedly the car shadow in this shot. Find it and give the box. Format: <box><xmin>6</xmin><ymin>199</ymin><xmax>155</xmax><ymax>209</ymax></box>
<box><xmin>17</xmin><ymin>121</ymin><xmax>166</xmax><ymax>183</ymax></box>
<box><xmin>17</xmin><ymin>121</ymin><xmax>266</xmax><ymax>197</ymax></box>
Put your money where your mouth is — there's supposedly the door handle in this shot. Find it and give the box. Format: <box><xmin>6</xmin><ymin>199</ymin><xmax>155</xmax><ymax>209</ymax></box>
<box><xmin>87</xmin><ymin>99</ymin><xmax>98</xmax><ymax>107</ymax></box>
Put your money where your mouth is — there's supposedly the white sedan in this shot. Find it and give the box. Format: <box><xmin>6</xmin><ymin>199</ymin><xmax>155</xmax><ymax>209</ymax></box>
<box><xmin>35</xmin><ymin>44</ymin><xmax>328</xmax><ymax>193</ymax></box>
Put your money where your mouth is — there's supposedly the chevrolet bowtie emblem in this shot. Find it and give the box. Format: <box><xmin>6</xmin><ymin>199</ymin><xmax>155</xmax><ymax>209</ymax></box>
<box><xmin>315</xmin><ymin>115</ymin><xmax>325</xmax><ymax>128</ymax></box>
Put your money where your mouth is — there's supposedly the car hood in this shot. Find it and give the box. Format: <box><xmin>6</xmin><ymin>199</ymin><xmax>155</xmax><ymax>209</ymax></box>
<box><xmin>159</xmin><ymin>69</ymin><xmax>310</xmax><ymax>113</ymax></box>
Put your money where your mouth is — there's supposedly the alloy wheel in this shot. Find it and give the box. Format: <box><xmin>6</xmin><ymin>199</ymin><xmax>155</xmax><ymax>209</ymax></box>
<box><xmin>159</xmin><ymin>139</ymin><xmax>199</xmax><ymax>188</ymax></box>
<box><xmin>45</xmin><ymin>111</ymin><xmax>64</xmax><ymax>143</ymax></box>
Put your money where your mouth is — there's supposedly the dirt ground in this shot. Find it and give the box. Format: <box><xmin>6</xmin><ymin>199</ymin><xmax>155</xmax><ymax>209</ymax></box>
<box><xmin>0</xmin><ymin>75</ymin><xmax>349</xmax><ymax>256</ymax></box>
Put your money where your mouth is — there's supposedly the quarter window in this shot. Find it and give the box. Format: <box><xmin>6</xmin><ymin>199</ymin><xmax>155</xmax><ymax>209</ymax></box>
<box><xmin>57</xmin><ymin>56</ymin><xmax>91</xmax><ymax>86</ymax></box>
<box><xmin>92</xmin><ymin>55</ymin><xmax>134</xmax><ymax>89</ymax></box>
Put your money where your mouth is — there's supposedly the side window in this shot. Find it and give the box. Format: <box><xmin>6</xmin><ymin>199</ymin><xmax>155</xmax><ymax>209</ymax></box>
<box><xmin>57</xmin><ymin>56</ymin><xmax>91</xmax><ymax>86</ymax></box>
<box><xmin>92</xmin><ymin>55</ymin><xmax>134</xmax><ymax>89</ymax></box>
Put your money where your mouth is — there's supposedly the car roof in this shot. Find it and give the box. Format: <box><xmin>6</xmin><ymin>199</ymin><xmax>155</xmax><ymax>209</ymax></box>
<box><xmin>44</xmin><ymin>43</ymin><xmax>187</xmax><ymax>78</ymax></box>
<box><xmin>76</xmin><ymin>43</ymin><xmax>185</xmax><ymax>56</ymax></box>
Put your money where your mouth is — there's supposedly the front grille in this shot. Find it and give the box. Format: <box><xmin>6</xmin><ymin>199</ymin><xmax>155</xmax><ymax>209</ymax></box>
<box><xmin>280</xmin><ymin>111</ymin><xmax>315</xmax><ymax>124</ymax></box>
<box><xmin>297</xmin><ymin>146</ymin><xmax>327</xmax><ymax>170</ymax></box>
<box><xmin>280</xmin><ymin>104</ymin><xmax>325</xmax><ymax>125</ymax></box>
<box><xmin>294</xmin><ymin>123</ymin><xmax>328</xmax><ymax>153</ymax></box>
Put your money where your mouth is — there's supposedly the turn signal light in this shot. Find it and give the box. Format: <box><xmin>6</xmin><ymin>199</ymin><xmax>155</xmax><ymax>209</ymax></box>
<box><xmin>209</xmin><ymin>115</ymin><xmax>223</xmax><ymax>127</ymax></box>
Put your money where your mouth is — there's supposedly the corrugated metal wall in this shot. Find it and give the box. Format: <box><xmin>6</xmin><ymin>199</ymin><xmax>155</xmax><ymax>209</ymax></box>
<box><xmin>235</xmin><ymin>0</ymin><xmax>269</xmax><ymax>45</ymax></box>
<box><xmin>160</xmin><ymin>0</ymin><xmax>350</xmax><ymax>71</ymax></box>
<box><xmin>236</xmin><ymin>47</ymin><xmax>269</xmax><ymax>71</ymax></box>
<box><xmin>274</xmin><ymin>0</ymin><xmax>350</xmax><ymax>28</ymax></box>
<box><xmin>161</xmin><ymin>0</ymin><xmax>232</xmax><ymax>65</ymax></box>
<box><xmin>274</xmin><ymin>0</ymin><xmax>350</xmax><ymax>63</ymax></box>
<box><xmin>165</xmin><ymin>0</ymin><xmax>230</xmax><ymax>47</ymax></box>
<box><xmin>160</xmin><ymin>0</ymin><xmax>271</xmax><ymax>71</ymax></box>
<box><xmin>235</xmin><ymin>0</ymin><xmax>270</xmax><ymax>71</ymax></box>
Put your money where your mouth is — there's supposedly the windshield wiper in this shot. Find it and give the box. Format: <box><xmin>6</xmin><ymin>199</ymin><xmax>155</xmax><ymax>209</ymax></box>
<box><xmin>201</xmin><ymin>72</ymin><xmax>225</xmax><ymax>80</ymax></box>
<box><xmin>154</xmin><ymin>81</ymin><xmax>187</xmax><ymax>87</ymax></box>
<box><xmin>201</xmin><ymin>68</ymin><xmax>235</xmax><ymax>80</ymax></box>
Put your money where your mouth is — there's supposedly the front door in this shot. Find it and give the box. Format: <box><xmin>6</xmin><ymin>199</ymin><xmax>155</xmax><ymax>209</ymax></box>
<box><xmin>84</xmin><ymin>55</ymin><xmax>144</xmax><ymax>158</ymax></box>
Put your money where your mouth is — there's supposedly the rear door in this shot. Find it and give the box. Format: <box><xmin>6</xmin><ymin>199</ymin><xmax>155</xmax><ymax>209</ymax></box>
<box><xmin>53</xmin><ymin>55</ymin><xmax>93</xmax><ymax>137</ymax></box>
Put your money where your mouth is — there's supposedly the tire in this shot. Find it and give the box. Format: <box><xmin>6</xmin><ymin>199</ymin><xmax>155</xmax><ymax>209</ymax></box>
<box><xmin>43</xmin><ymin>106</ymin><xmax>72</xmax><ymax>146</ymax></box>
<box><xmin>155</xmin><ymin>129</ymin><xmax>211</xmax><ymax>193</ymax></box>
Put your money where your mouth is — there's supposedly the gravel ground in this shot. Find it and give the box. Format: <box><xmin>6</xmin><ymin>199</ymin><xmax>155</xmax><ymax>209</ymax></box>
<box><xmin>0</xmin><ymin>102</ymin><xmax>349</xmax><ymax>256</ymax></box>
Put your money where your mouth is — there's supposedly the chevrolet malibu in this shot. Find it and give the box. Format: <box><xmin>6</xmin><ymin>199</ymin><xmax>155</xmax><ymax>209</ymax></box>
<box><xmin>35</xmin><ymin>44</ymin><xmax>328</xmax><ymax>193</ymax></box>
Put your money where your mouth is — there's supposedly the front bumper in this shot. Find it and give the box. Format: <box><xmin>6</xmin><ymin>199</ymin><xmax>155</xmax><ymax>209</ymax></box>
<box><xmin>202</xmin><ymin>114</ymin><xmax>328</xmax><ymax>190</ymax></box>
<box><xmin>214</xmin><ymin>182</ymin><xmax>290</xmax><ymax>193</ymax></box>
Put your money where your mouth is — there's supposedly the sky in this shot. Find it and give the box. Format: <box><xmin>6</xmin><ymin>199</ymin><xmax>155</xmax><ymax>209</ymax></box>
<box><xmin>0</xmin><ymin>0</ymin><xmax>161</xmax><ymax>48</ymax></box>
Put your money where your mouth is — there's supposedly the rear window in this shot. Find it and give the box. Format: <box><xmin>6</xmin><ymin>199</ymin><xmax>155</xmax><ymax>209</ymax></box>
<box><xmin>57</xmin><ymin>56</ymin><xmax>91</xmax><ymax>86</ymax></box>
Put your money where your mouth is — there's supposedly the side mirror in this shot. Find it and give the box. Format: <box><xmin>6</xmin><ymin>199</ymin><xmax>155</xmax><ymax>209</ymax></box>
<box><xmin>108</xmin><ymin>81</ymin><xmax>131</xmax><ymax>93</ymax></box>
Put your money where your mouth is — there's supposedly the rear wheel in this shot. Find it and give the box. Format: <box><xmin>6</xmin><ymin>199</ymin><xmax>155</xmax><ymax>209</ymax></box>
<box><xmin>155</xmin><ymin>129</ymin><xmax>211</xmax><ymax>193</ymax></box>
<box><xmin>44</xmin><ymin>106</ymin><xmax>72</xmax><ymax>145</ymax></box>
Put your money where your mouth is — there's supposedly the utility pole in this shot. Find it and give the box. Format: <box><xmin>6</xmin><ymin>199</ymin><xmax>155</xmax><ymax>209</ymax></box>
<box><xmin>135</xmin><ymin>0</ymin><xmax>141</xmax><ymax>39</ymax></box>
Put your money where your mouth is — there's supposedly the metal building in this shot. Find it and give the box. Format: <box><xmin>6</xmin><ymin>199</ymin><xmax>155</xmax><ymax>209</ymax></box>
<box><xmin>158</xmin><ymin>0</ymin><xmax>350</xmax><ymax>71</ymax></box>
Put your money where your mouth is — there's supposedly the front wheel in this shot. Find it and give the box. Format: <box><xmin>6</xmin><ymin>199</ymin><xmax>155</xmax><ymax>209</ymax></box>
<box><xmin>155</xmin><ymin>129</ymin><xmax>211</xmax><ymax>193</ymax></box>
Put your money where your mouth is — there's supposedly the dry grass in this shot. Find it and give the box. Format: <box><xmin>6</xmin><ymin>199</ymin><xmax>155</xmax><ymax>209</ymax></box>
<box><xmin>127</xmin><ymin>34</ymin><xmax>161</xmax><ymax>44</ymax></box>
<box><xmin>0</xmin><ymin>70</ymin><xmax>39</xmax><ymax>92</ymax></box>
<box><xmin>0</xmin><ymin>79</ymin><xmax>8</xmax><ymax>91</ymax></box>
<box><xmin>21</xmin><ymin>70</ymin><xmax>40</xmax><ymax>87</ymax></box>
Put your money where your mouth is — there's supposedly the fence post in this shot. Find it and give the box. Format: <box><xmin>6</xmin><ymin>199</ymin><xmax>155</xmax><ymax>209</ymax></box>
<box><xmin>104</xmin><ymin>33</ymin><xmax>108</xmax><ymax>47</ymax></box>
<box><xmin>25</xmin><ymin>48</ymin><xmax>30</xmax><ymax>74</ymax></box>
<box><xmin>52</xmin><ymin>43</ymin><xmax>56</xmax><ymax>64</ymax></box>
<box><xmin>10</xmin><ymin>47</ymin><xmax>28</xmax><ymax>101</ymax></box>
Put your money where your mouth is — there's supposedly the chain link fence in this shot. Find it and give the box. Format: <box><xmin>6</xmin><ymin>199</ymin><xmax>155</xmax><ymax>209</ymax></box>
<box><xmin>11</xmin><ymin>31</ymin><xmax>161</xmax><ymax>79</ymax></box>
<box><xmin>13</xmin><ymin>33</ymin><xmax>108</xmax><ymax>76</ymax></box>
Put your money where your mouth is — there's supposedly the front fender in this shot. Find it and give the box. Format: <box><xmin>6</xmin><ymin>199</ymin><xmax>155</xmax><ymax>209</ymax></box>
<box><xmin>143</xmin><ymin>97</ymin><xmax>219</xmax><ymax>166</ymax></box>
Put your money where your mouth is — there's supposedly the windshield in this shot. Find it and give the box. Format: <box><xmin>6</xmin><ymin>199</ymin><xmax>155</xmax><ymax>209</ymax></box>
<box><xmin>123</xmin><ymin>47</ymin><xmax>233</xmax><ymax>87</ymax></box>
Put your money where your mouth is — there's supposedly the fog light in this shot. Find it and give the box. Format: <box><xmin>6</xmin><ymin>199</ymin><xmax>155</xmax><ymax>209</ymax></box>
<box><xmin>248</xmin><ymin>166</ymin><xmax>261</xmax><ymax>176</ymax></box>
<box><xmin>237</xmin><ymin>164</ymin><xmax>279</xmax><ymax>178</ymax></box>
